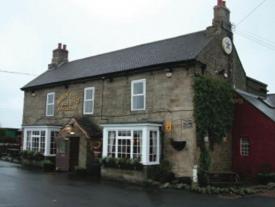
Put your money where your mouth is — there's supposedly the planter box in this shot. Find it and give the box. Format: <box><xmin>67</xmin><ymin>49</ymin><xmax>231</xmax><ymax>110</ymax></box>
<box><xmin>101</xmin><ymin>167</ymin><xmax>146</xmax><ymax>183</ymax></box>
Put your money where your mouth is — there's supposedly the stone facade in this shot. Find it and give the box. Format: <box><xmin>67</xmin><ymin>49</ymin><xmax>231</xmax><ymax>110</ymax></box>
<box><xmin>23</xmin><ymin>65</ymin><xmax>202</xmax><ymax>177</ymax></box>
<box><xmin>22</xmin><ymin>1</ymin><xmax>259</xmax><ymax>179</ymax></box>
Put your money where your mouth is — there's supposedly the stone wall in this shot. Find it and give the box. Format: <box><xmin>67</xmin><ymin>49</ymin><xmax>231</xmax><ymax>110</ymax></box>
<box><xmin>197</xmin><ymin>31</ymin><xmax>247</xmax><ymax>90</ymax></box>
<box><xmin>23</xmin><ymin>65</ymin><xmax>200</xmax><ymax>177</ymax></box>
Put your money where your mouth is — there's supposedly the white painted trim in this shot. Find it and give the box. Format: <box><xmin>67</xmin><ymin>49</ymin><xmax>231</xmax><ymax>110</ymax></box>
<box><xmin>102</xmin><ymin>123</ymin><xmax>161</xmax><ymax>165</ymax></box>
<box><xmin>131</xmin><ymin>79</ymin><xmax>146</xmax><ymax>111</ymax></box>
<box><xmin>22</xmin><ymin>126</ymin><xmax>60</xmax><ymax>156</ymax></box>
<box><xmin>46</xmin><ymin>92</ymin><xmax>55</xmax><ymax>117</ymax></box>
<box><xmin>83</xmin><ymin>87</ymin><xmax>95</xmax><ymax>115</ymax></box>
<box><xmin>101</xmin><ymin>123</ymin><xmax>161</xmax><ymax>128</ymax></box>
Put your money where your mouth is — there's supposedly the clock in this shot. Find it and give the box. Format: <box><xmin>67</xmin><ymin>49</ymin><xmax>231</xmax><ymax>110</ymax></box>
<box><xmin>222</xmin><ymin>37</ymin><xmax>233</xmax><ymax>55</ymax></box>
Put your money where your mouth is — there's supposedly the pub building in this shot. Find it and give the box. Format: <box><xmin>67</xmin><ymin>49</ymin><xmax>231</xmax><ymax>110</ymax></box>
<box><xmin>21</xmin><ymin>1</ymin><xmax>275</xmax><ymax>182</ymax></box>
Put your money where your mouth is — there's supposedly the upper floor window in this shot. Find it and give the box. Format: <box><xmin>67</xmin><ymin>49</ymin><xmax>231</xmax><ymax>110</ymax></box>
<box><xmin>83</xmin><ymin>87</ymin><xmax>95</xmax><ymax>115</ymax></box>
<box><xmin>46</xmin><ymin>92</ymin><xmax>55</xmax><ymax>116</ymax></box>
<box><xmin>240</xmin><ymin>138</ymin><xmax>250</xmax><ymax>157</ymax></box>
<box><xmin>131</xmin><ymin>79</ymin><xmax>146</xmax><ymax>111</ymax></box>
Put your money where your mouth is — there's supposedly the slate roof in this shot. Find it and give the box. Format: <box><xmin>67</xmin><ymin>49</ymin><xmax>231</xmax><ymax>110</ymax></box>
<box><xmin>236</xmin><ymin>89</ymin><xmax>275</xmax><ymax>122</ymax></box>
<box><xmin>22</xmin><ymin>30</ymin><xmax>211</xmax><ymax>90</ymax></box>
<box><xmin>266</xmin><ymin>94</ymin><xmax>275</xmax><ymax>108</ymax></box>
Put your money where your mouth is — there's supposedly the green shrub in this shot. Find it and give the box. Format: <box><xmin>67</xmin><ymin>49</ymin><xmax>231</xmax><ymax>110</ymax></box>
<box><xmin>147</xmin><ymin>160</ymin><xmax>175</xmax><ymax>183</ymax></box>
<box><xmin>33</xmin><ymin>152</ymin><xmax>44</xmax><ymax>161</ymax></box>
<box><xmin>100</xmin><ymin>157</ymin><xmax>143</xmax><ymax>171</ymax></box>
<box><xmin>21</xmin><ymin>150</ymin><xmax>44</xmax><ymax>161</ymax></box>
<box><xmin>42</xmin><ymin>159</ymin><xmax>55</xmax><ymax>172</ymax></box>
<box><xmin>257</xmin><ymin>173</ymin><xmax>275</xmax><ymax>185</ymax></box>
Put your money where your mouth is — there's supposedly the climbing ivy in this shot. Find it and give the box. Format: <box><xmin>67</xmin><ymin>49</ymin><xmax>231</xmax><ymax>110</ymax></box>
<box><xmin>193</xmin><ymin>75</ymin><xmax>234</xmax><ymax>149</ymax></box>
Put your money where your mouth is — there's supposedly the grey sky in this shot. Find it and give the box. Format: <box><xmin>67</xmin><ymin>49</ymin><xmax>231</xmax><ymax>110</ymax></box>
<box><xmin>0</xmin><ymin>0</ymin><xmax>274</xmax><ymax>128</ymax></box>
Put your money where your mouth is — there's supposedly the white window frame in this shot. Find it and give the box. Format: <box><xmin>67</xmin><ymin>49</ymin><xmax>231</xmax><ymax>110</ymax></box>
<box><xmin>83</xmin><ymin>87</ymin><xmax>95</xmax><ymax>115</ymax></box>
<box><xmin>240</xmin><ymin>138</ymin><xmax>250</xmax><ymax>157</ymax></box>
<box><xmin>46</xmin><ymin>92</ymin><xmax>55</xmax><ymax>117</ymax></box>
<box><xmin>101</xmin><ymin>123</ymin><xmax>161</xmax><ymax>165</ymax></box>
<box><xmin>131</xmin><ymin>79</ymin><xmax>146</xmax><ymax>111</ymax></box>
<box><xmin>23</xmin><ymin>126</ymin><xmax>60</xmax><ymax>156</ymax></box>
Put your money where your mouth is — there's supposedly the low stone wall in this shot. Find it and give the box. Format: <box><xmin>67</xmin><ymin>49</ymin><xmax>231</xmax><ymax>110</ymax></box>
<box><xmin>101</xmin><ymin>167</ymin><xmax>146</xmax><ymax>183</ymax></box>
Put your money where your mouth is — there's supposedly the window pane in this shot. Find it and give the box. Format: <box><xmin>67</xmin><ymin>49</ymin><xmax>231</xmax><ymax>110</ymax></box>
<box><xmin>149</xmin><ymin>131</ymin><xmax>157</xmax><ymax>162</ymax></box>
<box><xmin>57</xmin><ymin>141</ymin><xmax>66</xmax><ymax>154</ymax></box>
<box><xmin>240</xmin><ymin>138</ymin><xmax>250</xmax><ymax>156</ymax></box>
<box><xmin>133</xmin><ymin>82</ymin><xmax>144</xmax><ymax>94</ymax></box>
<box><xmin>50</xmin><ymin>131</ymin><xmax>57</xmax><ymax>155</ymax></box>
<box><xmin>118</xmin><ymin>130</ymin><xmax>131</xmax><ymax>137</ymax></box>
<box><xmin>47</xmin><ymin>105</ymin><xmax>54</xmax><ymax>116</ymax></box>
<box><xmin>48</xmin><ymin>94</ymin><xmax>54</xmax><ymax>103</ymax></box>
<box><xmin>84</xmin><ymin>100</ymin><xmax>93</xmax><ymax>113</ymax></box>
<box><xmin>133</xmin><ymin>131</ymin><xmax>142</xmax><ymax>160</ymax></box>
<box><xmin>108</xmin><ymin>131</ymin><xmax>116</xmax><ymax>158</ymax></box>
<box><xmin>26</xmin><ymin>131</ymin><xmax>31</xmax><ymax>150</ymax></box>
<box><xmin>133</xmin><ymin>96</ymin><xmax>144</xmax><ymax>110</ymax></box>
<box><xmin>117</xmin><ymin>139</ymin><xmax>131</xmax><ymax>159</ymax></box>
<box><xmin>40</xmin><ymin>131</ymin><xmax>46</xmax><ymax>154</ymax></box>
<box><xmin>85</xmin><ymin>89</ymin><xmax>93</xmax><ymax>100</ymax></box>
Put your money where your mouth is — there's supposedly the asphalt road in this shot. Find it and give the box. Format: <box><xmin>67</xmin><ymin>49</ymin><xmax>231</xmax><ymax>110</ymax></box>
<box><xmin>0</xmin><ymin>161</ymin><xmax>275</xmax><ymax>207</ymax></box>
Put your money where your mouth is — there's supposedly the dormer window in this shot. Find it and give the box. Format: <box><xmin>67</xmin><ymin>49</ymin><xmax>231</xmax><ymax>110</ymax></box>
<box><xmin>131</xmin><ymin>79</ymin><xmax>146</xmax><ymax>111</ymax></box>
<box><xmin>46</xmin><ymin>92</ymin><xmax>55</xmax><ymax>116</ymax></box>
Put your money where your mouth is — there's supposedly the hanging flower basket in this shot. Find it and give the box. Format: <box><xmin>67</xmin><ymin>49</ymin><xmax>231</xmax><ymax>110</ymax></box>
<box><xmin>170</xmin><ymin>139</ymin><xmax>186</xmax><ymax>151</ymax></box>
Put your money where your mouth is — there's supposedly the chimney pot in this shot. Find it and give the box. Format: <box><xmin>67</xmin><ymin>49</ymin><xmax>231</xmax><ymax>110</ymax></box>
<box><xmin>49</xmin><ymin>43</ymin><xmax>69</xmax><ymax>69</ymax></box>
<box><xmin>217</xmin><ymin>0</ymin><xmax>223</xmax><ymax>7</ymax></box>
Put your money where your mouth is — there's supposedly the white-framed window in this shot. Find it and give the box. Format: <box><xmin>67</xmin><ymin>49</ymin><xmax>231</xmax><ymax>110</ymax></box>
<box><xmin>102</xmin><ymin>123</ymin><xmax>161</xmax><ymax>165</ymax></box>
<box><xmin>83</xmin><ymin>87</ymin><xmax>95</xmax><ymax>115</ymax></box>
<box><xmin>50</xmin><ymin>131</ymin><xmax>58</xmax><ymax>155</ymax></box>
<box><xmin>107</xmin><ymin>131</ymin><xmax>116</xmax><ymax>158</ymax></box>
<box><xmin>46</xmin><ymin>92</ymin><xmax>55</xmax><ymax>116</ymax></box>
<box><xmin>40</xmin><ymin>131</ymin><xmax>46</xmax><ymax>154</ymax></box>
<box><xmin>131</xmin><ymin>79</ymin><xmax>146</xmax><ymax>111</ymax></box>
<box><xmin>240</xmin><ymin>138</ymin><xmax>250</xmax><ymax>157</ymax></box>
<box><xmin>149</xmin><ymin>131</ymin><xmax>158</xmax><ymax>162</ymax></box>
<box><xmin>26</xmin><ymin>131</ymin><xmax>31</xmax><ymax>150</ymax></box>
<box><xmin>23</xmin><ymin>126</ymin><xmax>60</xmax><ymax>156</ymax></box>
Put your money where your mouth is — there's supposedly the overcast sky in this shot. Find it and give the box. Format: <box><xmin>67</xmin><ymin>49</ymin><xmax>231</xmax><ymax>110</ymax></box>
<box><xmin>0</xmin><ymin>0</ymin><xmax>274</xmax><ymax>128</ymax></box>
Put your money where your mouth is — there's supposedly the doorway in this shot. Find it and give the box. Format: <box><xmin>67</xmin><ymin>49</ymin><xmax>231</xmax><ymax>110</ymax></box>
<box><xmin>56</xmin><ymin>137</ymin><xmax>79</xmax><ymax>171</ymax></box>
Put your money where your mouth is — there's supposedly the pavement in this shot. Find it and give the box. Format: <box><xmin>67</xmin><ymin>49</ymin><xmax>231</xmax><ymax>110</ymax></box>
<box><xmin>0</xmin><ymin>161</ymin><xmax>275</xmax><ymax>207</ymax></box>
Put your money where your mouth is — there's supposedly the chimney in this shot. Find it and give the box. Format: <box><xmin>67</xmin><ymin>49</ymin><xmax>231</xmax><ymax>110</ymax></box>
<box><xmin>48</xmin><ymin>43</ymin><xmax>69</xmax><ymax>69</ymax></box>
<box><xmin>212</xmin><ymin>0</ymin><xmax>231</xmax><ymax>32</ymax></box>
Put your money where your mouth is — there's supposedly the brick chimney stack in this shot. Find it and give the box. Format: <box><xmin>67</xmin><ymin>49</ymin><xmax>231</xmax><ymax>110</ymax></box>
<box><xmin>212</xmin><ymin>0</ymin><xmax>232</xmax><ymax>32</ymax></box>
<box><xmin>48</xmin><ymin>43</ymin><xmax>69</xmax><ymax>70</ymax></box>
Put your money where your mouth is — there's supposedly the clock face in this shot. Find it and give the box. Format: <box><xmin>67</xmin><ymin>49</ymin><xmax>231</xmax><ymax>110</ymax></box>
<box><xmin>222</xmin><ymin>37</ymin><xmax>233</xmax><ymax>55</ymax></box>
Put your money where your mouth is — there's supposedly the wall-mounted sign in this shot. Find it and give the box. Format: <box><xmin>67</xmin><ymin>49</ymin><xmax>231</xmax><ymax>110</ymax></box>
<box><xmin>57</xmin><ymin>91</ymin><xmax>81</xmax><ymax>112</ymax></box>
<box><xmin>182</xmin><ymin>120</ymin><xmax>193</xmax><ymax>129</ymax></box>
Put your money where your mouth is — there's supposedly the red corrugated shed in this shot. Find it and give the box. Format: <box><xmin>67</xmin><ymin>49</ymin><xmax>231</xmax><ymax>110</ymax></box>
<box><xmin>232</xmin><ymin>90</ymin><xmax>275</xmax><ymax>177</ymax></box>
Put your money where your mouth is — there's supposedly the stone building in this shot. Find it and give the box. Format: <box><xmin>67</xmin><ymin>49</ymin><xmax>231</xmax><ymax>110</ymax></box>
<box><xmin>21</xmin><ymin>1</ymin><xmax>268</xmax><ymax>180</ymax></box>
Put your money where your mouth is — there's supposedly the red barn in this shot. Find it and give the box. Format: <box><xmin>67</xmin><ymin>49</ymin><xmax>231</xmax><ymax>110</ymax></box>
<box><xmin>233</xmin><ymin>90</ymin><xmax>275</xmax><ymax>177</ymax></box>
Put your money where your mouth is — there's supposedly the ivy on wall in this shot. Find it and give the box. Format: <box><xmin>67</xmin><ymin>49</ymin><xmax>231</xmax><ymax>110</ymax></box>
<box><xmin>193</xmin><ymin>75</ymin><xmax>234</xmax><ymax>171</ymax></box>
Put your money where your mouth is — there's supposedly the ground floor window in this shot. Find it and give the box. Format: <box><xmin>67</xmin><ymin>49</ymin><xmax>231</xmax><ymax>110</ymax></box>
<box><xmin>102</xmin><ymin>123</ymin><xmax>161</xmax><ymax>165</ymax></box>
<box><xmin>23</xmin><ymin>126</ymin><xmax>60</xmax><ymax>156</ymax></box>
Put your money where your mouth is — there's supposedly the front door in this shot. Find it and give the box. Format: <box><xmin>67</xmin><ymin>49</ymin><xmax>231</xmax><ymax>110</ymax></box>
<box><xmin>56</xmin><ymin>137</ymin><xmax>79</xmax><ymax>171</ymax></box>
<box><xmin>69</xmin><ymin>137</ymin><xmax>79</xmax><ymax>171</ymax></box>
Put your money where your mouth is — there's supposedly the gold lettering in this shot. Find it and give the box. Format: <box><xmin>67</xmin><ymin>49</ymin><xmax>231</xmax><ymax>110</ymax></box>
<box><xmin>57</xmin><ymin>91</ymin><xmax>81</xmax><ymax>112</ymax></box>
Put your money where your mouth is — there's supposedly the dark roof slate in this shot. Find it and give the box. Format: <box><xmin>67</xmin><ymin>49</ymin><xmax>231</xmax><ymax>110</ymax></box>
<box><xmin>22</xmin><ymin>30</ymin><xmax>211</xmax><ymax>89</ymax></box>
<box><xmin>236</xmin><ymin>89</ymin><xmax>275</xmax><ymax>122</ymax></box>
<box><xmin>266</xmin><ymin>94</ymin><xmax>275</xmax><ymax>107</ymax></box>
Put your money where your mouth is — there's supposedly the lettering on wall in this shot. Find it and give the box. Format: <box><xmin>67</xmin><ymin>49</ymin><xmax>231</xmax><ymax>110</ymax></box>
<box><xmin>57</xmin><ymin>91</ymin><xmax>81</xmax><ymax>112</ymax></box>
